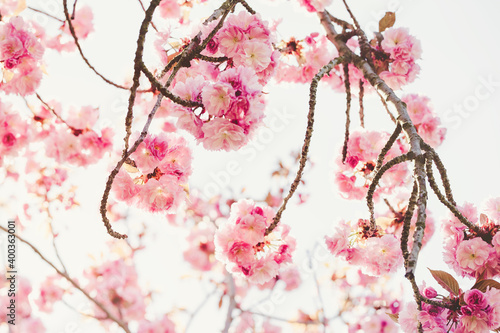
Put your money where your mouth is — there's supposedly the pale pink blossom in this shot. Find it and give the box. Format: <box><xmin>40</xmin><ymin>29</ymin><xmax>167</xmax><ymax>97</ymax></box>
<box><xmin>201</xmin><ymin>82</ymin><xmax>234</xmax><ymax>117</ymax></box>
<box><xmin>239</xmin><ymin>40</ymin><xmax>272</xmax><ymax>71</ymax></box>
<box><xmin>201</xmin><ymin>118</ymin><xmax>247</xmax><ymax>151</ymax></box>
<box><xmin>361</xmin><ymin>234</ymin><xmax>403</xmax><ymax>276</ymax></box>
<box><xmin>456</xmin><ymin>237</ymin><xmax>495</xmax><ymax>274</ymax></box>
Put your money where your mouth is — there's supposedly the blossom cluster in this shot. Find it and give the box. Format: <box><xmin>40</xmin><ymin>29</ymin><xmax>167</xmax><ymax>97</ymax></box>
<box><xmin>0</xmin><ymin>16</ymin><xmax>44</xmax><ymax>95</ymax></box>
<box><xmin>399</xmin><ymin>287</ymin><xmax>500</xmax><ymax>333</ymax></box>
<box><xmin>83</xmin><ymin>259</ymin><xmax>146</xmax><ymax>322</ymax></box>
<box><xmin>378</xmin><ymin>27</ymin><xmax>422</xmax><ymax>90</ymax></box>
<box><xmin>0</xmin><ymin>100</ymin><xmax>29</xmax><ymax>166</ymax></box>
<box><xmin>0</xmin><ymin>276</ymin><xmax>46</xmax><ymax>332</ymax></box>
<box><xmin>35</xmin><ymin>102</ymin><xmax>114</xmax><ymax>167</ymax></box>
<box><xmin>214</xmin><ymin>199</ymin><xmax>296</xmax><ymax>284</ymax></box>
<box><xmin>333</xmin><ymin>130</ymin><xmax>408</xmax><ymax>200</ymax></box>
<box><xmin>402</xmin><ymin>93</ymin><xmax>446</xmax><ymax>147</ymax></box>
<box><xmin>113</xmin><ymin>132</ymin><xmax>192</xmax><ymax>214</ymax></box>
<box><xmin>442</xmin><ymin>201</ymin><xmax>500</xmax><ymax>280</ymax></box>
<box><xmin>159</xmin><ymin>11</ymin><xmax>279</xmax><ymax>151</ymax></box>
<box><xmin>325</xmin><ymin>219</ymin><xmax>403</xmax><ymax>276</ymax></box>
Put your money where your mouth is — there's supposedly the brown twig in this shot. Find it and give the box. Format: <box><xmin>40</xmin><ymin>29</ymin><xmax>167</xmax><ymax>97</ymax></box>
<box><xmin>265</xmin><ymin>57</ymin><xmax>343</xmax><ymax>236</ymax></box>
<box><xmin>137</xmin><ymin>0</ymin><xmax>158</xmax><ymax>32</ymax></box>
<box><xmin>358</xmin><ymin>79</ymin><xmax>365</xmax><ymax>127</ymax></box>
<box><xmin>0</xmin><ymin>225</ymin><xmax>131</xmax><ymax>333</ymax></box>
<box><xmin>341</xmin><ymin>62</ymin><xmax>351</xmax><ymax>164</ymax></box>
<box><xmin>62</xmin><ymin>0</ymin><xmax>147</xmax><ymax>92</ymax></box>
<box><xmin>27</xmin><ymin>6</ymin><xmax>65</xmax><ymax>22</ymax></box>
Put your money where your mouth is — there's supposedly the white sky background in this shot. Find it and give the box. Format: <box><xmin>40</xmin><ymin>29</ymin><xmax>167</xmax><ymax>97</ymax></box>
<box><xmin>1</xmin><ymin>0</ymin><xmax>500</xmax><ymax>332</ymax></box>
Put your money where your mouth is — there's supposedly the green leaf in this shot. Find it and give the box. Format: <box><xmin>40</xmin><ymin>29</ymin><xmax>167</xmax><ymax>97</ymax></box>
<box><xmin>379</xmin><ymin>12</ymin><xmax>396</xmax><ymax>33</ymax></box>
<box><xmin>472</xmin><ymin>279</ymin><xmax>500</xmax><ymax>293</ymax></box>
<box><xmin>428</xmin><ymin>268</ymin><xmax>460</xmax><ymax>296</ymax></box>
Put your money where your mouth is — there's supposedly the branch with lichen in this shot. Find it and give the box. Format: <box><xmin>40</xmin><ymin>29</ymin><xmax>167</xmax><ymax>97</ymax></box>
<box><xmin>265</xmin><ymin>57</ymin><xmax>343</xmax><ymax>236</ymax></box>
<box><xmin>100</xmin><ymin>0</ymin><xmax>246</xmax><ymax>239</ymax></box>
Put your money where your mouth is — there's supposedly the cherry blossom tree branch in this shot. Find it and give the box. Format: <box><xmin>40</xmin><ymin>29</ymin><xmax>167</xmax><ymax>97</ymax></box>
<box><xmin>341</xmin><ymin>63</ymin><xmax>351</xmax><ymax>164</ymax></box>
<box><xmin>27</xmin><ymin>6</ymin><xmax>65</xmax><ymax>22</ymax></box>
<box><xmin>0</xmin><ymin>225</ymin><xmax>131</xmax><ymax>333</ymax></box>
<box><xmin>358</xmin><ymin>79</ymin><xmax>365</xmax><ymax>127</ymax></box>
<box><xmin>136</xmin><ymin>0</ymin><xmax>158</xmax><ymax>32</ymax></box>
<box><xmin>317</xmin><ymin>8</ymin><xmax>431</xmax><ymax>308</ymax></box>
<box><xmin>367</xmin><ymin>152</ymin><xmax>414</xmax><ymax>229</ymax></box>
<box><xmin>222</xmin><ymin>273</ymin><xmax>237</xmax><ymax>333</ymax></box>
<box><xmin>62</xmin><ymin>0</ymin><xmax>148</xmax><ymax>92</ymax></box>
<box><xmin>100</xmin><ymin>0</ymin><xmax>242</xmax><ymax>239</ymax></box>
<box><xmin>265</xmin><ymin>57</ymin><xmax>344</xmax><ymax>236</ymax></box>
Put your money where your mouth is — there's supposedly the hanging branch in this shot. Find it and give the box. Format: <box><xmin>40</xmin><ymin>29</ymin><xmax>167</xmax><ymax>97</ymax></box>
<box><xmin>318</xmin><ymin>10</ymin><xmax>433</xmax><ymax>309</ymax></box>
<box><xmin>421</xmin><ymin>141</ymin><xmax>457</xmax><ymax>206</ymax></box>
<box><xmin>27</xmin><ymin>6</ymin><xmax>65</xmax><ymax>22</ymax></box>
<box><xmin>358</xmin><ymin>79</ymin><xmax>365</xmax><ymax>127</ymax></box>
<box><xmin>424</xmin><ymin>154</ymin><xmax>481</xmax><ymax>234</ymax></box>
<box><xmin>265</xmin><ymin>57</ymin><xmax>344</xmax><ymax>236</ymax></box>
<box><xmin>0</xmin><ymin>225</ymin><xmax>131</xmax><ymax>333</ymax></box>
<box><xmin>341</xmin><ymin>62</ymin><xmax>352</xmax><ymax>163</ymax></box>
<box><xmin>400</xmin><ymin>181</ymin><xmax>418</xmax><ymax>262</ymax></box>
<box><xmin>374</xmin><ymin>122</ymin><xmax>401</xmax><ymax>172</ymax></box>
<box><xmin>100</xmin><ymin>0</ymin><xmax>243</xmax><ymax>239</ymax></box>
<box><xmin>62</xmin><ymin>0</ymin><xmax>144</xmax><ymax>92</ymax></box>
<box><xmin>366</xmin><ymin>152</ymin><xmax>414</xmax><ymax>229</ymax></box>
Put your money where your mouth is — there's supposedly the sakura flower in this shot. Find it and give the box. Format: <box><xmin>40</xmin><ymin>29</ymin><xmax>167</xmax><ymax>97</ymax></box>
<box><xmin>456</xmin><ymin>237</ymin><xmax>495</xmax><ymax>275</ymax></box>
<box><xmin>360</xmin><ymin>234</ymin><xmax>403</xmax><ymax>276</ymax></box>
<box><xmin>215</xmin><ymin>199</ymin><xmax>295</xmax><ymax>284</ymax></box>
<box><xmin>398</xmin><ymin>302</ymin><xmax>419</xmax><ymax>333</ymax></box>
<box><xmin>239</xmin><ymin>40</ymin><xmax>272</xmax><ymax>71</ymax></box>
<box><xmin>201</xmin><ymin>118</ymin><xmax>247</xmax><ymax>151</ymax></box>
<box><xmin>201</xmin><ymin>82</ymin><xmax>234</xmax><ymax>117</ymax></box>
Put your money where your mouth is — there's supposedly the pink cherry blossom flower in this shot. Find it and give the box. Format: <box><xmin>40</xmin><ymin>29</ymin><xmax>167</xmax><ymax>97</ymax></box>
<box><xmin>239</xmin><ymin>40</ymin><xmax>272</xmax><ymax>71</ymax></box>
<box><xmin>456</xmin><ymin>237</ymin><xmax>495</xmax><ymax>274</ymax></box>
<box><xmin>201</xmin><ymin>118</ymin><xmax>247</xmax><ymax>151</ymax></box>
<box><xmin>201</xmin><ymin>82</ymin><xmax>234</xmax><ymax>117</ymax></box>
<box><xmin>361</xmin><ymin>234</ymin><xmax>403</xmax><ymax>276</ymax></box>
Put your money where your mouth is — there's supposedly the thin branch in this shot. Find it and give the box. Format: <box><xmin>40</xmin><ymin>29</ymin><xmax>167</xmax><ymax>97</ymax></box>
<box><xmin>185</xmin><ymin>285</ymin><xmax>219</xmax><ymax>332</ymax></box>
<box><xmin>425</xmin><ymin>155</ymin><xmax>481</xmax><ymax>234</ymax></box>
<box><xmin>27</xmin><ymin>6</ymin><xmax>65</xmax><ymax>22</ymax></box>
<box><xmin>358</xmin><ymin>79</ymin><xmax>365</xmax><ymax>127</ymax></box>
<box><xmin>71</xmin><ymin>0</ymin><xmax>78</xmax><ymax>19</ymax></box>
<box><xmin>62</xmin><ymin>0</ymin><xmax>142</xmax><ymax>91</ymax></box>
<box><xmin>366</xmin><ymin>152</ymin><xmax>414</xmax><ymax>229</ymax></box>
<box><xmin>341</xmin><ymin>62</ymin><xmax>351</xmax><ymax>164</ymax></box>
<box><xmin>421</xmin><ymin>142</ymin><xmax>456</xmax><ymax>206</ymax></box>
<box><xmin>376</xmin><ymin>90</ymin><xmax>397</xmax><ymax>124</ymax></box>
<box><xmin>400</xmin><ymin>181</ymin><xmax>418</xmax><ymax>262</ymax></box>
<box><xmin>137</xmin><ymin>0</ymin><xmax>158</xmax><ymax>32</ymax></box>
<box><xmin>309</xmin><ymin>247</ymin><xmax>327</xmax><ymax>331</ymax></box>
<box><xmin>222</xmin><ymin>274</ymin><xmax>237</xmax><ymax>333</ymax></box>
<box><xmin>374</xmin><ymin>122</ymin><xmax>401</xmax><ymax>172</ymax></box>
<box><xmin>265</xmin><ymin>57</ymin><xmax>343</xmax><ymax>236</ymax></box>
<box><xmin>0</xmin><ymin>225</ymin><xmax>131</xmax><ymax>333</ymax></box>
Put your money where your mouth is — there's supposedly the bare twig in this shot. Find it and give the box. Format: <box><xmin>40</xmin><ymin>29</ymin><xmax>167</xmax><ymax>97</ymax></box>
<box><xmin>27</xmin><ymin>6</ymin><xmax>64</xmax><ymax>22</ymax></box>
<box><xmin>0</xmin><ymin>225</ymin><xmax>131</xmax><ymax>333</ymax></box>
<box><xmin>62</xmin><ymin>0</ymin><xmax>145</xmax><ymax>91</ymax></box>
<box><xmin>342</xmin><ymin>62</ymin><xmax>351</xmax><ymax>164</ymax></box>
<box><xmin>222</xmin><ymin>274</ymin><xmax>237</xmax><ymax>333</ymax></box>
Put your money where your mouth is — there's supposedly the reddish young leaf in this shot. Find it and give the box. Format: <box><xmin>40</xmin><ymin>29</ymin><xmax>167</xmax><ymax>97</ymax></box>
<box><xmin>472</xmin><ymin>279</ymin><xmax>500</xmax><ymax>293</ymax></box>
<box><xmin>428</xmin><ymin>268</ymin><xmax>460</xmax><ymax>296</ymax></box>
<box><xmin>379</xmin><ymin>12</ymin><xmax>396</xmax><ymax>32</ymax></box>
